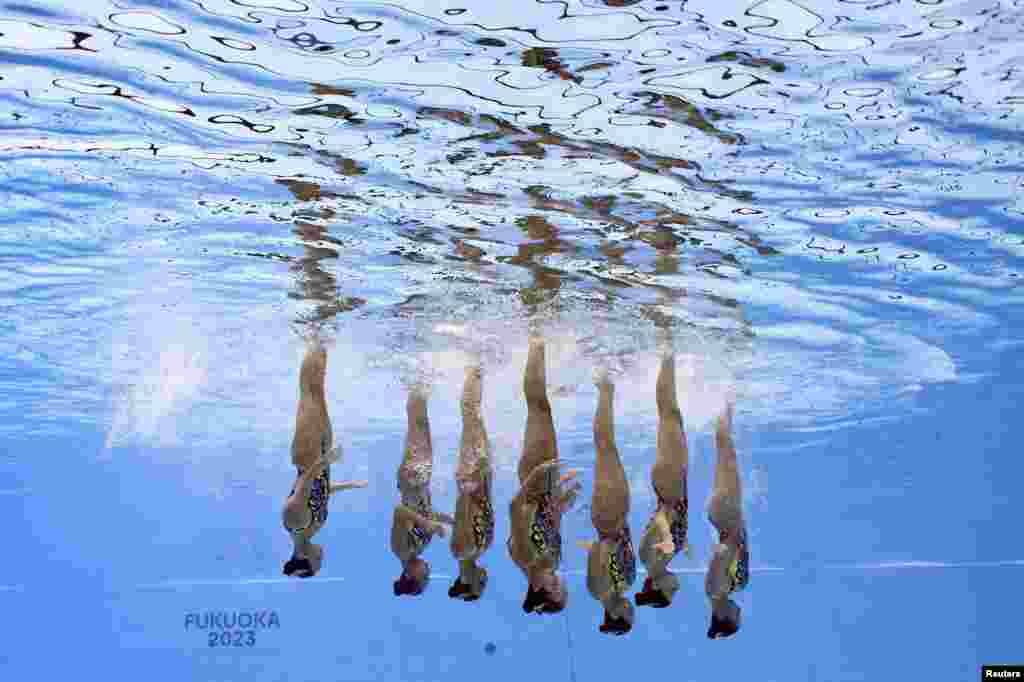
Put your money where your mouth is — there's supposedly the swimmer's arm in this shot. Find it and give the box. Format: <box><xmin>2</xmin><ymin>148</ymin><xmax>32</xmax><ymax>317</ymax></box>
<box><xmin>508</xmin><ymin>495</ymin><xmax>539</xmax><ymax>564</ymax></box>
<box><xmin>291</xmin><ymin>447</ymin><xmax>335</xmax><ymax>498</ymax></box>
<box><xmin>451</xmin><ymin>495</ymin><xmax>483</xmax><ymax>559</ymax></box>
<box><xmin>520</xmin><ymin>461</ymin><xmax>579</xmax><ymax>499</ymax></box>
<box><xmin>395</xmin><ymin>504</ymin><xmax>447</xmax><ymax>537</ymax></box>
<box><xmin>291</xmin><ymin>465</ymin><xmax>320</xmax><ymax>499</ymax></box>
<box><xmin>324</xmin><ymin>445</ymin><xmax>342</xmax><ymax>465</ymax></box>
<box><xmin>558</xmin><ymin>481</ymin><xmax>581</xmax><ymax>514</ymax></box>
<box><xmin>506</xmin><ymin>500</ymin><xmax>521</xmax><ymax>562</ymax></box>
<box><xmin>283</xmin><ymin>458</ymin><xmax>326</xmax><ymax>520</ymax></box>
<box><xmin>430</xmin><ymin>511</ymin><xmax>456</xmax><ymax>526</ymax></box>
<box><xmin>651</xmin><ymin>508</ymin><xmax>675</xmax><ymax>556</ymax></box>
<box><xmin>519</xmin><ymin>460</ymin><xmax>559</xmax><ymax>495</ymax></box>
<box><xmin>390</xmin><ymin>508</ymin><xmax>409</xmax><ymax>558</ymax></box>
<box><xmin>329</xmin><ymin>480</ymin><xmax>368</xmax><ymax>495</ymax></box>
<box><xmin>282</xmin><ymin>496</ymin><xmax>310</xmax><ymax>533</ymax></box>
<box><xmin>584</xmin><ymin>540</ymin><xmax>609</xmax><ymax>601</ymax></box>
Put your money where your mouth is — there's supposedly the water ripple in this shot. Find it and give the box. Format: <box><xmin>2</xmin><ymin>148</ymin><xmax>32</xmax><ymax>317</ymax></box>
<box><xmin>0</xmin><ymin>0</ymin><xmax>1021</xmax><ymax>445</ymax></box>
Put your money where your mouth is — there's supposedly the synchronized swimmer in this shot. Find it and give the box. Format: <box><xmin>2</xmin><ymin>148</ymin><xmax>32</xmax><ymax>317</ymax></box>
<box><xmin>281</xmin><ymin>335</ymin><xmax>748</xmax><ymax>639</ymax></box>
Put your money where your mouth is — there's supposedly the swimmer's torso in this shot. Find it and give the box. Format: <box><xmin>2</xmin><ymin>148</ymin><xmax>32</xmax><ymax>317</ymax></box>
<box><xmin>707</xmin><ymin>494</ymin><xmax>749</xmax><ymax>596</ymax></box>
<box><xmin>455</xmin><ymin>466</ymin><xmax>494</xmax><ymax>559</ymax></box>
<box><xmin>603</xmin><ymin>526</ymin><xmax>637</xmax><ymax>595</ymax></box>
<box><xmin>509</xmin><ymin>467</ymin><xmax>563</xmax><ymax>573</ymax></box>
<box><xmin>286</xmin><ymin>462</ymin><xmax>330</xmax><ymax>534</ymax></box>
<box><xmin>525</xmin><ymin>487</ymin><xmax>562</xmax><ymax>568</ymax></box>
<box><xmin>399</xmin><ymin>458</ymin><xmax>434</xmax><ymax>555</ymax></box>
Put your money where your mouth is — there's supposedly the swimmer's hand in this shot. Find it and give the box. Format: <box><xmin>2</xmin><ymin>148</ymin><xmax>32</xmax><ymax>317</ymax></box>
<box><xmin>330</xmin><ymin>480</ymin><xmax>368</xmax><ymax>494</ymax></box>
<box><xmin>324</xmin><ymin>446</ymin><xmax>343</xmax><ymax>465</ymax></box>
<box><xmin>433</xmin><ymin>512</ymin><xmax>456</xmax><ymax>526</ymax></box>
<box><xmin>559</xmin><ymin>483</ymin><xmax>581</xmax><ymax>513</ymax></box>
<box><xmin>560</xmin><ymin>468</ymin><xmax>581</xmax><ymax>484</ymax></box>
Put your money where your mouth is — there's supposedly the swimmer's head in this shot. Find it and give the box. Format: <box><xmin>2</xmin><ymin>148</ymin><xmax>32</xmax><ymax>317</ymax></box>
<box><xmin>634</xmin><ymin>573</ymin><xmax>679</xmax><ymax>608</ymax></box>
<box><xmin>523</xmin><ymin>572</ymin><xmax>568</xmax><ymax>615</ymax></box>
<box><xmin>282</xmin><ymin>543</ymin><xmax>322</xmax><ymax>578</ymax></box>
<box><xmin>707</xmin><ymin>597</ymin><xmax>742</xmax><ymax>639</ymax></box>
<box><xmin>449</xmin><ymin>564</ymin><xmax>489</xmax><ymax>602</ymax></box>
<box><xmin>394</xmin><ymin>558</ymin><xmax>430</xmax><ymax>596</ymax></box>
<box><xmin>599</xmin><ymin>596</ymin><xmax>634</xmax><ymax>636</ymax></box>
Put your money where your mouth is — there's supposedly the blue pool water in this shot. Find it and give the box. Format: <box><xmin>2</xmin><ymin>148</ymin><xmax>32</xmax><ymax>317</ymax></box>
<box><xmin>1</xmin><ymin>0</ymin><xmax>1022</xmax><ymax>679</ymax></box>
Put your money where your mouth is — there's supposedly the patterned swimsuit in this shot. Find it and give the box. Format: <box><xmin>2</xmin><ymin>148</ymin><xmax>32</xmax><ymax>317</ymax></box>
<box><xmin>654</xmin><ymin>477</ymin><xmax>688</xmax><ymax>558</ymax></box>
<box><xmin>400</xmin><ymin>460</ymin><xmax>434</xmax><ymax>555</ymax></box>
<box><xmin>529</xmin><ymin>490</ymin><xmax>561</xmax><ymax>566</ymax></box>
<box><xmin>668</xmin><ymin>497</ymin><xmax>687</xmax><ymax>557</ymax></box>
<box><xmin>287</xmin><ymin>464</ymin><xmax>330</xmax><ymax>533</ymax></box>
<box><xmin>606</xmin><ymin>526</ymin><xmax>637</xmax><ymax>594</ymax></box>
<box><xmin>721</xmin><ymin>527</ymin><xmax>750</xmax><ymax>592</ymax></box>
<box><xmin>471</xmin><ymin>487</ymin><xmax>494</xmax><ymax>553</ymax></box>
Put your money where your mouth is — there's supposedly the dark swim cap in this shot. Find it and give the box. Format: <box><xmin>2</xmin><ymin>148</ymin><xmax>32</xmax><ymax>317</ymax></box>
<box><xmin>283</xmin><ymin>556</ymin><xmax>313</xmax><ymax>578</ymax></box>
<box><xmin>394</xmin><ymin>572</ymin><xmax>428</xmax><ymax>596</ymax></box>
<box><xmin>599</xmin><ymin>609</ymin><xmax>632</xmax><ymax>636</ymax></box>
<box><xmin>448</xmin><ymin>577</ymin><xmax>480</xmax><ymax>601</ymax></box>
<box><xmin>522</xmin><ymin>585</ymin><xmax>546</xmax><ymax>613</ymax></box>
<box><xmin>707</xmin><ymin>611</ymin><xmax>741</xmax><ymax>639</ymax></box>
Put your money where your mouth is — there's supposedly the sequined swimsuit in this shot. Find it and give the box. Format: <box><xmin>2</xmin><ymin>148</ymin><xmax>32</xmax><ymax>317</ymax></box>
<box><xmin>286</xmin><ymin>464</ymin><xmax>330</xmax><ymax>533</ymax></box>
<box><xmin>720</xmin><ymin>527</ymin><xmax>750</xmax><ymax>592</ymax></box>
<box><xmin>605</xmin><ymin>526</ymin><xmax>637</xmax><ymax>594</ymax></box>
<box><xmin>400</xmin><ymin>460</ymin><xmax>433</xmax><ymax>555</ymax></box>
<box><xmin>456</xmin><ymin>459</ymin><xmax>494</xmax><ymax>554</ymax></box>
<box><xmin>654</xmin><ymin>477</ymin><xmax>688</xmax><ymax>558</ymax></box>
<box><xmin>667</xmin><ymin>497</ymin><xmax>687</xmax><ymax>557</ymax></box>
<box><xmin>471</xmin><ymin>486</ymin><xmax>494</xmax><ymax>552</ymax></box>
<box><xmin>529</xmin><ymin>490</ymin><xmax>561</xmax><ymax>566</ymax></box>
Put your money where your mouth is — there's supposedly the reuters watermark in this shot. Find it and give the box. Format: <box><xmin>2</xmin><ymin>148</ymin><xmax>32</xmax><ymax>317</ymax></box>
<box><xmin>183</xmin><ymin>610</ymin><xmax>280</xmax><ymax>648</ymax></box>
<box><xmin>983</xmin><ymin>666</ymin><xmax>1024</xmax><ymax>680</ymax></box>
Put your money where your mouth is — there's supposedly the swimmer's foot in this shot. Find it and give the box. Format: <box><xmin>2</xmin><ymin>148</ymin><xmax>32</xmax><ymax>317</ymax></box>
<box><xmin>717</xmin><ymin>402</ymin><xmax>734</xmax><ymax>433</ymax></box>
<box><xmin>593</xmin><ymin>367</ymin><xmax>612</xmax><ymax>389</ymax></box>
<box><xmin>408</xmin><ymin>378</ymin><xmax>433</xmax><ymax>401</ymax></box>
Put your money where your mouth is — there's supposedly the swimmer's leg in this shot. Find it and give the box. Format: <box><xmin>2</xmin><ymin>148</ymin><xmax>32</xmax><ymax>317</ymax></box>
<box><xmin>592</xmin><ymin>375</ymin><xmax>628</xmax><ymax>536</ymax></box>
<box><xmin>401</xmin><ymin>385</ymin><xmax>433</xmax><ymax>478</ymax></box>
<box><xmin>519</xmin><ymin>336</ymin><xmax>558</xmax><ymax>489</ymax></box>
<box><xmin>653</xmin><ymin>353</ymin><xmax>688</xmax><ymax>504</ymax></box>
